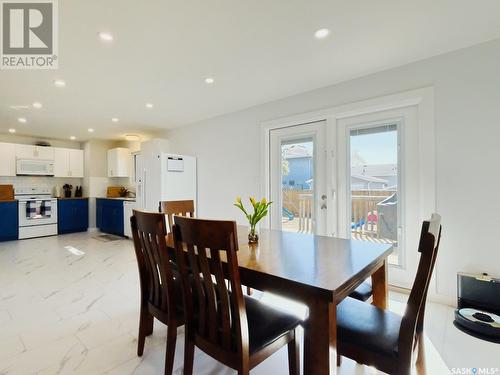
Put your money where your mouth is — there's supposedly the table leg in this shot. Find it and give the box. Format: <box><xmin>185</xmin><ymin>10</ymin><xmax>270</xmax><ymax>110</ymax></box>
<box><xmin>371</xmin><ymin>259</ymin><xmax>388</xmax><ymax>309</ymax></box>
<box><xmin>304</xmin><ymin>299</ymin><xmax>336</xmax><ymax>375</ymax></box>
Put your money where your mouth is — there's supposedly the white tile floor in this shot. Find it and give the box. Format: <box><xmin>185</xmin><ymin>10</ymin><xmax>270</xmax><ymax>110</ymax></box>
<box><xmin>0</xmin><ymin>233</ymin><xmax>498</xmax><ymax>374</ymax></box>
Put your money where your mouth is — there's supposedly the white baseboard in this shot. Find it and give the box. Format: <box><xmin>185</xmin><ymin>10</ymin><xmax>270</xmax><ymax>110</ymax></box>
<box><xmin>389</xmin><ymin>284</ymin><xmax>455</xmax><ymax>306</ymax></box>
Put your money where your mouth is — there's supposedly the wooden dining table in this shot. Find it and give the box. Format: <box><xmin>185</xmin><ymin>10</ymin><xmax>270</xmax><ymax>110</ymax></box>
<box><xmin>167</xmin><ymin>226</ymin><xmax>393</xmax><ymax>375</ymax></box>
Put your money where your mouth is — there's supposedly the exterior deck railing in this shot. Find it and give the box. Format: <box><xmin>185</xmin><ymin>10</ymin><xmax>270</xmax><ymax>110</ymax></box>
<box><xmin>282</xmin><ymin>189</ymin><xmax>395</xmax><ymax>237</ymax></box>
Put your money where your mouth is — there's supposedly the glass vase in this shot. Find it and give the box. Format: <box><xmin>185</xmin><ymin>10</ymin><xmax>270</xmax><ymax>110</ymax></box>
<box><xmin>248</xmin><ymin>226</ymin><xmax>259</xmax><ymax>244</ymax></box>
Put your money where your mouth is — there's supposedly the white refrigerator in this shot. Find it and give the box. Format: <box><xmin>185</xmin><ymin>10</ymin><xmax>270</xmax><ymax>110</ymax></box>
<box><xmin>135</xmin><ymin>151</ymin><xmax>197</xmax><ymax>213</ymax></box>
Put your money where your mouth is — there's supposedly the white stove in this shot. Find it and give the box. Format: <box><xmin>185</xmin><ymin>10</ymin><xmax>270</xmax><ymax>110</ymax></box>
<box><xmin>14</xmin><ymin>187</ymin><xmax>58</xmax><ymax>239</ymax></box>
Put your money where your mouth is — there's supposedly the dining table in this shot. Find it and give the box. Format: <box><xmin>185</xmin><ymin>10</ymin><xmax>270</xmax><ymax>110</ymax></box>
<box><xmin>167</xmin><ymin>226</ymin><xmax>393</xmax><ymax>375</ymax></box>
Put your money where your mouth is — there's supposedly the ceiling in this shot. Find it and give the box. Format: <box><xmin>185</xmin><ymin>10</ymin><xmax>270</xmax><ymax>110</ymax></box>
<box><xmin>1</xmin><ymin>0</ymin><xmax>500</xmax><ymax>142</ymax></box>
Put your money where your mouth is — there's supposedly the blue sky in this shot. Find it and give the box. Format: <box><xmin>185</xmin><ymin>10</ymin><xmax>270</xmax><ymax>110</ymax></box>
<box><xmin>282</xmin><ymin>129</ymin><xmax>398</xmax><ymax>165</ymax></box>
<box><xmin>351</xmin><ymin>130</ymin><xmax>398</xmax><ymax>165</ymax></box>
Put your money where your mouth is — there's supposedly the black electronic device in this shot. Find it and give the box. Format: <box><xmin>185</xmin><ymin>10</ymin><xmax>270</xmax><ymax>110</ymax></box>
<box><xmin>454</xmin><ymin>272</ymin><xmax>500</xmax><ymax>343</ymax></box>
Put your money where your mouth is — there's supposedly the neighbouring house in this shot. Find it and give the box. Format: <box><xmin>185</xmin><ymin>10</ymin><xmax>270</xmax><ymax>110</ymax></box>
<box><xmin>351</xmin><ymin>164</ymin><xmax>398</xmax><ymax>190</ymax></box>
<box><xmin>351</xmin><ymin>174</ymin><xmax>389</xmax><ymax>190</ymax></box>
<box><xmin>282</xmin><ymin>145</ymin><xmax>313</xmax><ymax>190</ymax></box>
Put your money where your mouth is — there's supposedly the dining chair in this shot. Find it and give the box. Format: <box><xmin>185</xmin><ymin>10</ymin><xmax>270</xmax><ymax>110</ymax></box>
<box><xmin>172</xmin><ymin>216</ymin><xmax>302</xmax><ymax>375</ymax></box>
<box><xmin>131</xmin><ymin>210</ymin><xmax>185</xmax><ymax>375</ymax></box>
<box><xmin>349</xmin><ymin>281</ymin><xmax>373</xmax><ymax>301</ymax></box>
<box><xmin>159</xmin><ymin>199</ymin><xmax>195</xmax><ymax>231</ymax></box>
<box><xmin>336</xmin><ymin>213</ymin><xmax>442</xmax><ymax>375</ymax></box>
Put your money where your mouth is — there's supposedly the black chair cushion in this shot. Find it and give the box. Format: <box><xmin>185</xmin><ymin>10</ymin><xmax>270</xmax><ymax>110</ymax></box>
<box><xmin>349</xmin><ymin>281</ymin><xmax>373</xmax><ymax>302</ymax></box>
<box><xmin>245</xmin><ymin>296</ymin><xmax>302</xmax><ymax>354</ymax></box>
<box><xmin>337</xmin><ymin>297</ymin><xmax>402</xmax><ymax>358</ymax></box>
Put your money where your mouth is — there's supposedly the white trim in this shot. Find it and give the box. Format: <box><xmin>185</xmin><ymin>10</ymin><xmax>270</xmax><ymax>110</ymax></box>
<box><xmin>261</xmin><ymin>88</ymin><xmax>431</xmax><ymax>128</ymax></box>
<box><xmin>267</xmin><ymin>121</ymin><xmax>327</xmax><ymax>234</ymax></box>
<box><xmin>343</xmin><ymin>117</ymin><xmax>405</xmax><ymax>268</ymax></box>
<box><xmin>262</xmin><ymin>86</ymin><xmax>435</xmax><ymax>211</ymax></box>
<box><xmin>261</xmin><ymin>86</ymin><xmax>438</xmax><ymax>292</ymax></box>
<box><xmin>336</xmin><ymin>108</ymin><xmax>419</xmax><ymax>286</ymax></box>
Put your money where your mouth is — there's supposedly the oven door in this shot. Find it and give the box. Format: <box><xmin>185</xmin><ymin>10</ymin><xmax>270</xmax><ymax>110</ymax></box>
<box><xmin>18</xmin><ymin>199</ymin><xmax>58</xmax><ymax>227</ymax></box>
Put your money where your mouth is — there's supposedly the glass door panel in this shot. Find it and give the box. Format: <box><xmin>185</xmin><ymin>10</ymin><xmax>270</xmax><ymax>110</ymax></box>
<box><xmin>349</xmin><ymin>124</ymin><xmax>400</xmax><ymax>265</ymax></box>
<box><xmin>281</xmin><ymin>138</ymin><xmax>314</xmax><ymax>233</ymax></box>
<box><xmin>269</xmin><ymin>121</ymin><xmax>327</xmax><ymax>235</ymax></box>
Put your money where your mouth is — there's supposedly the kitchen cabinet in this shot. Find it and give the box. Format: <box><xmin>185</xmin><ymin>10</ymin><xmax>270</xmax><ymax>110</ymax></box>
<box><xmin>0</xmin><ymin>201</ymin><xmax>18</xmax><ymax>241</ymax></box>
<box><xmin>123</xmin><ymin>200</ymin><xmax>137</xmax><ymax>237</ymax></box>
<box><xmin>54</xmin><ymin>148</ymin><xmax>84</xmax><ymax>178</ymax></box>
<box><xmin>15</xmin><ymin>144</ymin><xmax>54</xmax><ymax>160</ymax></box>
<box><xmin>53</xmin><ymin>148</ymin><xmax>69</xmax><ymax>177</ymax></box>
<box><xmin>96</xmin><ymin>198</ymin><xmax>124</xmax><ymax>236</ymax></box>
<box><xmin>0</xmin><ymin>143</ymin><xmax>16</xmax><ymax>176</ymax></box>
<box><xmin>107</xmin><ymin>148</ymin><xmax>131</xmax><ymax>177</ymax></box>
<box><xmin>58</xmin><ymin>198</ymin><xmax>89</xmax><ymax>234</ymax></box>
<box><xmin>69</xmin><ymin>149</ymin><xmax>84</xmax><ymax>177</ymax></box>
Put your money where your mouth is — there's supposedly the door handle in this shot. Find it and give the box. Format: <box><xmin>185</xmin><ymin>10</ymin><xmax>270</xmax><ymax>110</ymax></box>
<box><xmin>321</xmin><ymin>194</ymin><xmax>327</xmax><ymax>209</ymax></box>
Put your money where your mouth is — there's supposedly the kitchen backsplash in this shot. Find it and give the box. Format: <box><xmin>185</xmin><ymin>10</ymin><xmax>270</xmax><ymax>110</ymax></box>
<box><xmin>0</xmin><ymin>176</ymin><xmax>83</xmax><ymax>193</ymax></box>
<box><xmin>0</xmin><ymin>176</ymin><xmax>134</xmax><ymax>198</ymax></box>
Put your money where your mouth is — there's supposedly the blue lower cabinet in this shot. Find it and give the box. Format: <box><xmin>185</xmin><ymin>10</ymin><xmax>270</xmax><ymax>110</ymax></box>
<box><xmin>58</xmin><ymin>198</ymin><xmax>89</xmax><ymax>234</ymax></box>
<box><xmin>96</xmin><ymin>198</ymin><xmax>124</xmax><ymax>236</ymax></box>
<box><xmin>0</xmin><ymin>201</ymin><xmax>18</xmax><ymax>241</ymax></box>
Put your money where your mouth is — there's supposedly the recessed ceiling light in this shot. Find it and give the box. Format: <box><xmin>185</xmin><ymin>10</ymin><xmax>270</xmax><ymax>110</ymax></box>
<box><xmin>18</xmin><ymin>117</ymin><xmax>27</xmax><ymax>123</ymax></box>
<box><xmin>204</xmin><ymin>77</ymin><xmax>215</xmax><ymax>84</ymax></box>
<box><xmin>124</xmin><ymin>134</ymin><xmax>140</xmax><ymax>141</ymax></box>
<box><xmin>314</xmin><ymin>28</ymin><xmax>331</xmax><ymax>39</ymax></box>
<box><xmin>54</xmin><ymin>79</ymin><xmax>66</xmax><ymax>87</ymax></box>
<box><xmin>8</xmin><ymin>128</ymin><xmax>16</xmax><ymax>133</ymax></box>
<box><xmin>111</xmin><ymin>117</ymin><xmax>119</xmax><ymax>123</ymax></box>
<box><xmin>98</xmin><ymin>32</ymin><xmax>113</xmax><ymax>42</ymax></box>
<box><xmin>88</xmin><ymin>128</ymin><xmax>94</xmax><ymax>133</ymax></box>
<box><xmin>145</xmin><ymin>103</ymin><xmax>153</xmax><ymax>109</ymax></box>
<box><xmin>70</xmin><ymin>136</ymin><xmax>76</xmax><ymax>140</ymax></box>
<box><xmin>32</xmin><ymin>102</ymin><xmax>42</xmax><ymax>109</ymax></box>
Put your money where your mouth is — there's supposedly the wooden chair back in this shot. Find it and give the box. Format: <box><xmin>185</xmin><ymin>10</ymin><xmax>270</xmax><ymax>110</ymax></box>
<box><xmin>172</xmin><ymin>216</ymin><xmax>248</xmax><ymax>366</ymax></box>
<box><xmin>159</xmin><ymin>200</ymin><xmax>195</xmax><ymax>231</ymax></box>
<box><xmin>131</xmin><ymin>209</ymin><xmax>178</xmax><ymax>319</ymax></box>
<box><xmin>399</xmin><ymin>213</ymin><xmax>442</xmax><ymax>363</ymax></box>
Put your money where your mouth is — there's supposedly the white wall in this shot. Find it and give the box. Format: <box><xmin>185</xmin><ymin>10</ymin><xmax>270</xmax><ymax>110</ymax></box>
<box><xmin>83</xmin><ymin>139</ymin><xmax>135</xmax><ymax>228</ymax></box>
<box><xmin>164</xmin><ymin>39</ymin><xmax>500</xmax><ymax>301</ymax></box>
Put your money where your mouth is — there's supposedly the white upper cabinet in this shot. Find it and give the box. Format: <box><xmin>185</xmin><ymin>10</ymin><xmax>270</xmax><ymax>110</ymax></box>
<box><xmin>69</xmin><ymin>149</ymin><xmax>84</xmax><ymax>177</ymax></box>
<box><xmin>0</xmin><ymin>143</ymin><xmax>16</xmax><ymax>176</ymax></box>
<box><xmin>53</xmin><ymin>148</ymin><xmax>84</xmax><ymax>177</ymax></box>
<box><xmin>15</xmin><ymin>144</ymin><xmax>54</xmax><ymax>160</ymax></box>
<box><xmin>54</xmin><ymin>148</ymin><xmax>70</xmax><ymax>177</ymax></box>
<box><xmin>108</xmin><ymin>148</ymin><xmax>131</xmax><ymax>177</ymax></box>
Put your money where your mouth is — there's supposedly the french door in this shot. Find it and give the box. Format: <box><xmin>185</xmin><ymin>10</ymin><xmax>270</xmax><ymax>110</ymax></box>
<box><xmin>267</xmin><ymin>105</ymin><xmax>424</xmax><ymax>287</ymax></box>
<box><xmin>335</xmin><ymin>106</ymin><xmax>420</xmax><ymax>287</ymax></box>
<box><xmin>269</xmin><ymin>121</ymin><xmax>327</xmax><ymax>235</ymax></box>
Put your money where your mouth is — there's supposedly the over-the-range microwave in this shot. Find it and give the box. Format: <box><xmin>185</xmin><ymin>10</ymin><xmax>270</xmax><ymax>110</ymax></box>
<box><xmin>16</xmin><ymin>159</ymin><xmax>55</xmax><ymax>176</ymax></box>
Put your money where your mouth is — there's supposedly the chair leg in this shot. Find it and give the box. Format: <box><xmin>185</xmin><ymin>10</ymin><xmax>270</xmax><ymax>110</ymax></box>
<box><xmin>287</xmin><ymin>329</ymin><xmax>300</xmax><ymax>375</ymax></box>
<box><xmin>337</xmin><ymin>354</ymin><xmax>342</xmax><ymax>367</ymax></box>
<box><xmin>415</xmin><ymin>334</ymin><xmax>426</xmax><ymax>375</ymax></box>
<box><xmin>183</xmin><ymin>333</ymin><xmax>195</xmax><ymax>375</ymax></box>
<box><xmin>137</xmin><ymin>308</ymin><xmax>154</xmax><ymax>356</ymax></box>
<box><xmin>164</xmin><ymin>325</ymin><xmax>177</xmax><ymax>375</ymax></box>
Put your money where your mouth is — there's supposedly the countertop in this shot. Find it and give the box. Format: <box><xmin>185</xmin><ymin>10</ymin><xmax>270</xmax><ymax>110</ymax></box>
<box><xmin>98</xmin><ymin>197</ymin><xmax>136</xmax><ymax>202</ymax></box>
<box><xmin>57</xmin><ymin>197</ymin><xmax>89</xmax><ymax>200</ymax></box>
